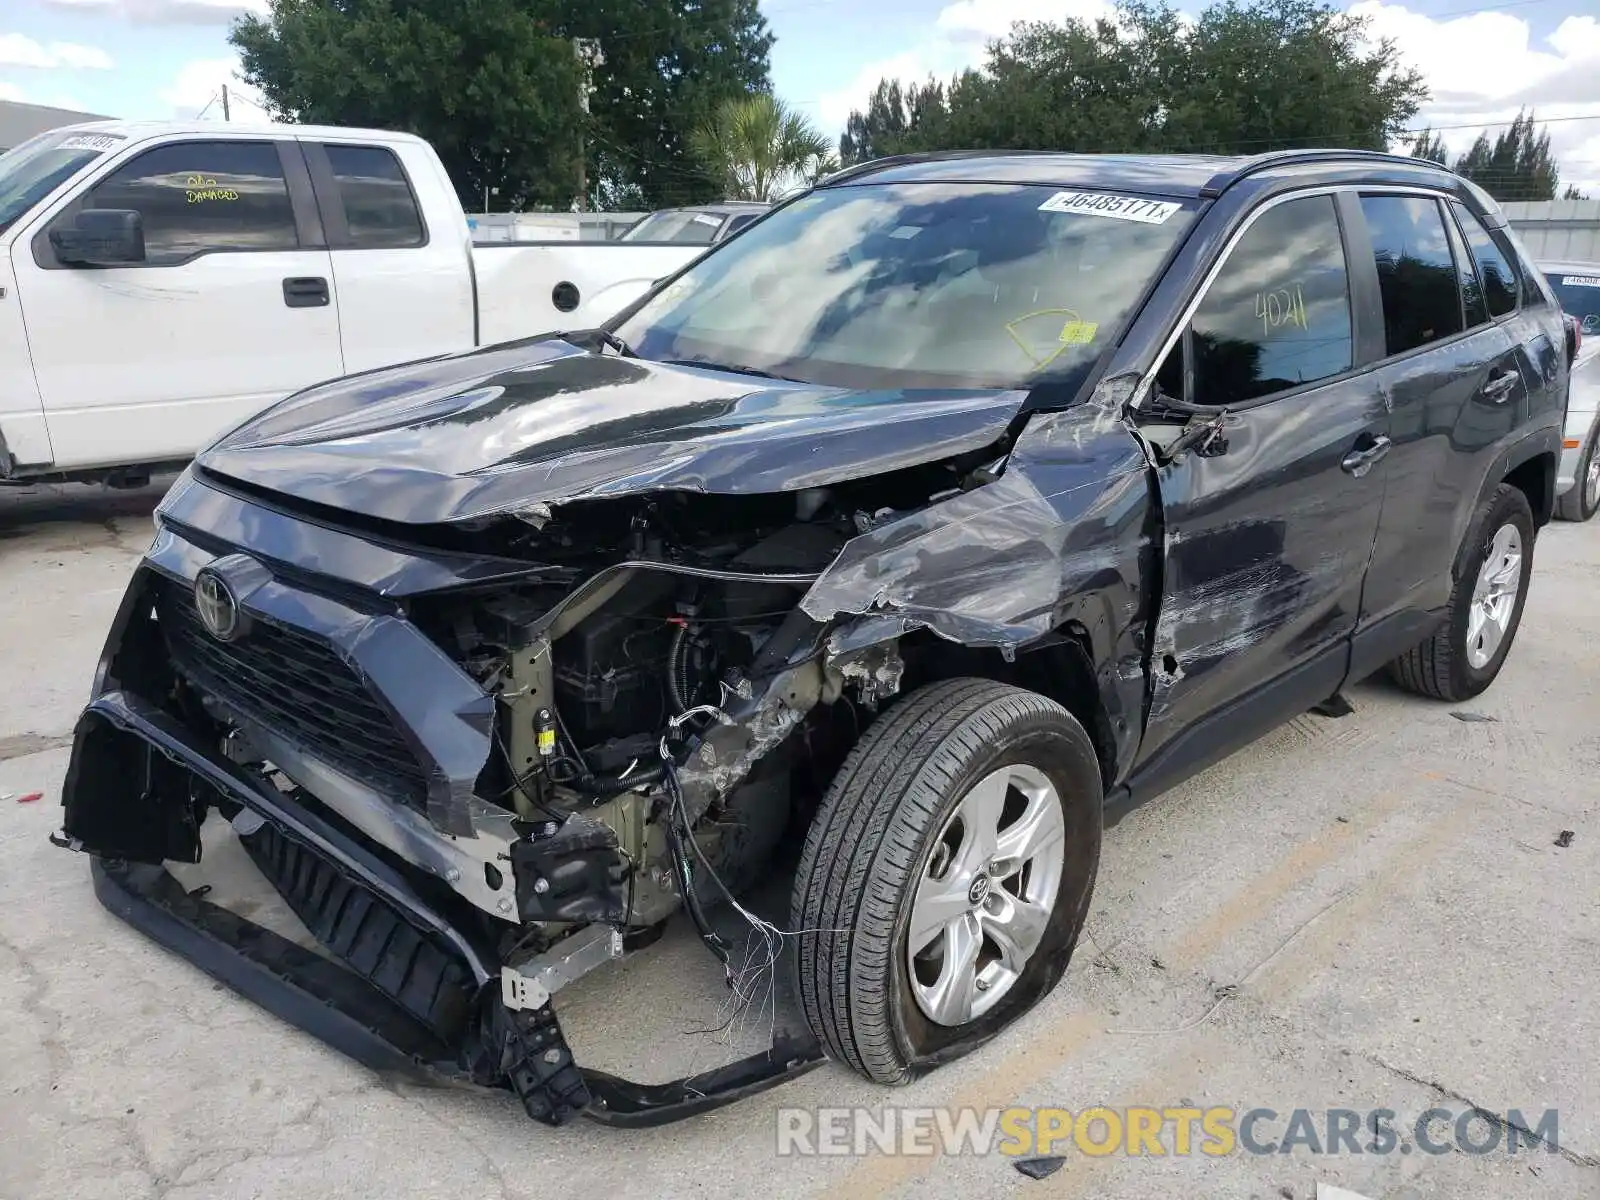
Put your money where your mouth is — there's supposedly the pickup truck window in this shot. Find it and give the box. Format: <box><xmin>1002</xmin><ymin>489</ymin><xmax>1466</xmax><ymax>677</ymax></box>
<box><xmin>322</xmin><ymin>144</ymin><xmax>425</xmax><ymax>248</ymax></box>
<box><xmin>1360</xmin><ymin>195</ymin><xmax>1464</xmax><ymax>356</ymax></box>
<box><xmin>1184</xmin><ymin>194</ymin><xmax>1353</xmax><ymax>406</ymax></box>
<box><xmin>84</xmin><ymin>140</ymin><xmax>298</xmax><ymax>265</ymax></box>
<box><xmin>615</xmin><ymin>182</ymin><xmax>1195</xmax><ymax>390</ymax></box>
<box><xmin>1450</xmin><ymin>201</ymin><xmax>1519</xmax><ymax>318</ymax></box>
<box><xmin>0</xmin><ymin>129</ymin><xmax>121</xmax><ymax>234</ymax></box>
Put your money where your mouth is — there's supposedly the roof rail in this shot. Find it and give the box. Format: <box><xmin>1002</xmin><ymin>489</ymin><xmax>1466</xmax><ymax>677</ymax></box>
<box><xmin>1200</xmin><ymin>148</ymin><xmax>1452</xmax><ymax>198</ymax></box>
<box><xmin>817</xmin><ymin>149</ymin><xmax>1060</xmax><ymax>187</ymax></box>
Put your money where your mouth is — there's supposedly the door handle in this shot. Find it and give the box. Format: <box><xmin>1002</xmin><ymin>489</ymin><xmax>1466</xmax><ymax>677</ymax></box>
<box><xmin>1483</xmin><ymin>369</ymin><xmax>1519</xmax><ymax>403</ymax></box>
<box><xmin>282</xmin><ymin>276</ymin><xmax>329</xmax><ymax>308</ymax></box>
<box><xmin>1341</xmin><ymin>434</ymin><xmax>1392</xmax><ymax>478</ymax></box>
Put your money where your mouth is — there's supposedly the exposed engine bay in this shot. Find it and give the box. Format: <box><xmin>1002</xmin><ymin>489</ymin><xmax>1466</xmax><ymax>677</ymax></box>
<box><xmin>400</xmin><ymin>465</ymin><xmax>977</xmax><ymax>943</ymax></box>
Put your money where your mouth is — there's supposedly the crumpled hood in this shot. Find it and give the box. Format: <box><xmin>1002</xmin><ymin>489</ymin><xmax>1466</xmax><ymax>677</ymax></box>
<box><xmin>199</xmin><ymin>339</ymin><xmax>1029</xmax><ymax>526</ymax></box>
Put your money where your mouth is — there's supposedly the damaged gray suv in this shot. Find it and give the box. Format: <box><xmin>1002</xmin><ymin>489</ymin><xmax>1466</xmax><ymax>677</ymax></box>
<box><xmin>58</xmin><ymin>149</ymin><xmax>1567</xmax><ymax>1126</ymax></box>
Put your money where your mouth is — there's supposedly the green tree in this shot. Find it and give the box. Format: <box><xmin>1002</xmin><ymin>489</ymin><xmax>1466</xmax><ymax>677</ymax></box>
<box><xmin>1563</xmin><ymin>184</ymin><xmax>1591</xmax><ymax>200</ymax></box>
<box><xmin>232</xmin><ymin>0</ymin><xmax>774</xmax><ymax>211</ymax></box>
<box><xmin>1409</xmin><ymin>129</ymin><xmax>1448</xmax><ymax>164</ymax></box>
<box><xmin>691</xmin><ymin>94</ymin><xmax>834</xmax><ymax>201</ymax></box>
<box><xmin>564</xmin><ymin>0</ymin><xmax>773</xmax><ymax>207</ymax></box>
<box><xmin>1452</xmin><ymin>110</ymin><xmax>1560</xmax><ymax>202</ymax></box>
<box><xmin>233</xmin><ymin>0</ymin><xmax>585</xmax><ymax>210</ymax></box>
<box><xmin>840</xmin><ymin>0</ymin><xmax>1426</xmax><ymax>160</ymax></box>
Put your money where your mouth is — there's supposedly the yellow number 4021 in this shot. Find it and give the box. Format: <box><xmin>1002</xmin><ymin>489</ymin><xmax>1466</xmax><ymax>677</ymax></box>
<box><xmin>1255</xmin><ymin>284</ymin><xmax>1308</xmax><ymax>336</ymax></box>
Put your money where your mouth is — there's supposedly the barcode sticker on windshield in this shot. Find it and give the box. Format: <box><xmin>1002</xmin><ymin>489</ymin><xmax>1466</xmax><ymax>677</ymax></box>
<box><xmin>1562</xmin><ymin>275</ymin><xmax>1600</xmax><ymax>288</ymax></box>
<box><xmin>1038</xmin><ymin>191</ymin><xmax>1181</xmax><ymax>224</ymax></box>
<box><xmin>57</xmin><ymin>133</ymin><xmax>124</xmax><ymax>151</ymax></box>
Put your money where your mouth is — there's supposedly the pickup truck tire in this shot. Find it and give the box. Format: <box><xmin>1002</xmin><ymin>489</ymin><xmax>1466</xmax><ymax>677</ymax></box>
<box><xmin>1388</xmin><ymin>483</ymin><xmax>1535</xmax><ymax>701</ymax></box>
<box><xmin>1554</xmin><ymin>428</ymin><xmax>1599</xmax><ymax>522</ymax></box>
<box><xmin>792</xmin><ymin>678</ymin><xmax>1101</xmax><ymax>1084</ymax></box>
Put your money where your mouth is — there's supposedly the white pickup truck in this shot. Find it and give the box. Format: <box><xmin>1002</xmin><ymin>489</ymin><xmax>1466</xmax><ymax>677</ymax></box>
<box><xmin>0</xmin><ymin>121</ymin><xmax>706</xmax><ymax>483</ymax></box>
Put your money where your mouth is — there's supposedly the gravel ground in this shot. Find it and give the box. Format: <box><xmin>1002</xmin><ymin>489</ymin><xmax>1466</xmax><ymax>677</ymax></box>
<box><xmin>1</xmin><ymin>478</ymin><xmax>1595</xmax><ymax>1200</ymax></box>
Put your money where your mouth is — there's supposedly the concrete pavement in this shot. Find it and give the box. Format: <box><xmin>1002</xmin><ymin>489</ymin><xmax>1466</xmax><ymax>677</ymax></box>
<box><xmin>1</xmin><ymin>479</ymin><xmax>1595</xmax><ymax>1199</ymax></box>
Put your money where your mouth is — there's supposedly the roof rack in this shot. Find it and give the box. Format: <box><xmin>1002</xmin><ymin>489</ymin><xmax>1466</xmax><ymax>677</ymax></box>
<box><xmin>1199</xmin><ymin>148</ymin><xmax>1452</xmax><ymax>197</ymax></box>
<box><xmin>817</xmin><ymin>149</ymin><xmax>1062</xmax><ymax>187</ymax></box>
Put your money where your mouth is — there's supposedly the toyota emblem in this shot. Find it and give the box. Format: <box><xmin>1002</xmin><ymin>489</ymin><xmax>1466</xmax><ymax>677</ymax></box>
<box><xmin>193</xmin><ymin>567</ymin><xmax>242</xmax><ymax>642</ymax></box>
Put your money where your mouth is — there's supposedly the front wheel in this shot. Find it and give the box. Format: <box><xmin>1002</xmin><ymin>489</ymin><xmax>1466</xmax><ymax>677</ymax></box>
<box><xmin>1389</xmin><ymin>483</ymin><xmax>1535</xmax><ymax>702</ymax></box>
<box><xmin>792</xmin><ymin>678</ymin><xmax>1102</xmax><ymax>1084</ymax></box>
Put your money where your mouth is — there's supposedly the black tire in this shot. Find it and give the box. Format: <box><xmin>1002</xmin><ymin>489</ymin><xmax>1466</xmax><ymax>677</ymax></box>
<box><xmin>1555</xmin><ymin>429</ymin><xmax>1599</xmax><ymax>522</ymax></box>
<box><xmin>1388</xmin><ymin>483</ymin><xmax>1535</xmax><ymax>702</ymax></box>
<box><xmin>792</xmin><ymin>678</ymin><xmax>1101</xmax><ymax>1084</ymax></box>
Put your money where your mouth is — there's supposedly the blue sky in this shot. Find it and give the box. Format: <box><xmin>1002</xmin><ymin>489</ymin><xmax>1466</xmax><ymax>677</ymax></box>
<box><xmin>3</xmin><ymin>0</ymin><xmax>1598</xmax><ymax>188</ymax></box>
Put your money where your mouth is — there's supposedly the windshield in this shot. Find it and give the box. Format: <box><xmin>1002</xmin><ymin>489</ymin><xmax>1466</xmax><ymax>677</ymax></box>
<box><xmin>613</xmin><ymin>181</ymin><xmax>1195</xmax><ymax>390</ymax></box>
<box><xmin>1547</xmin><ymin>271</ymin><xmax>1600</xmax><ymax>335</ymax></box>
<box><xmin>622</xmin><ymin>209</ymin><xmax>723</xmax><ymax>244</ymax></box>
<box><xmin>0</xmin><ymin>129</ymin><xmax>122</xmax><ymax>234</ymax></box>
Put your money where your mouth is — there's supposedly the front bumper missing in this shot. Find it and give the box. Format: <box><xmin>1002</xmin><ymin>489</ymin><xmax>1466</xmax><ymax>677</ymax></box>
<box><xmin>62</xmin><ymin>693</ymin><xmax>826</xmax><ymax>1128</ymax></box>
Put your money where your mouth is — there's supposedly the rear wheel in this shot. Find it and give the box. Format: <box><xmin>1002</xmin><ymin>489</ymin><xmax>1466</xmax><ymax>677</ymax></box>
<box><xmin>1389</xmin><ymin>483</ymin><xmax>1534</xmax><ymax>701</ymax></box>
<box><xmin>1555</xmin><ymin>429</ymin><xmax>1600</xmax><ymax>522</ymax></box>
<box><xmin>792</xmin><ymin>678</ymin><xmax>1101</xmax><ymax>1083</ymax></box>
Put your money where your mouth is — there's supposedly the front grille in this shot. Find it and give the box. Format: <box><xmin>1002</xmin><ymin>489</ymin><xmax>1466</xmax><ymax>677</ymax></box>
<box><xmin>154</xmin><ymin>575</ymin><xmax>430</xmax><ymax>813</ymax></box>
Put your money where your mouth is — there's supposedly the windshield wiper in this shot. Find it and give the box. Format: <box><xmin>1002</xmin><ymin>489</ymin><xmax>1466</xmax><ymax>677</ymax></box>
<box><xmin>659</xmin><ymin>356</ymin><xmax>795</xmax><ymax>382</ymax></box>
<box><xmin>560</xmin><ymin>328</ymin><xmax>636</xmax><ymax>357</ymax></box>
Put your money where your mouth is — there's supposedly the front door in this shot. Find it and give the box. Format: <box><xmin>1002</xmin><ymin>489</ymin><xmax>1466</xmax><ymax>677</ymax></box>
<box><xmin>12</xmin><ymin>137</ymin><xmax>344</xmax><ymax>470</ymax></box>
<box><xmin>1136</xmin><ymin>192</ymin><xmax>1389</xmax><ymax>785</ymax></box>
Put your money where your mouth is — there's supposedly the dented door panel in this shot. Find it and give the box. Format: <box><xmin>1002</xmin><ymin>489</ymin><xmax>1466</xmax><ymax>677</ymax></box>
<box><xmin>1140</xmin><ymin>375</ymin><xmax>1389</xmax><ymax>760</ymax></box>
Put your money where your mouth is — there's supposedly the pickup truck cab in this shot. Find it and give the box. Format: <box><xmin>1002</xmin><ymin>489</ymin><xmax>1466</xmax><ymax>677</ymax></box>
<box><xmin>59</xmin><ymin>149</ymin><xmax>1564</xmax><ymax>1128</ymax></box>
<box><xmin>0</xmin><ymin>121</ymin><xmax>702</xmax><ymax>483</ymax></box>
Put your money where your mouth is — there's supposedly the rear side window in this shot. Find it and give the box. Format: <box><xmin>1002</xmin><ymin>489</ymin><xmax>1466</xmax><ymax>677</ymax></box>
<box><xmin>1451</xmin><ymin>201</ymin><xmax>1518</xmax><ymax>318</ymax></box>
<box><xmin>323</xmin><ymin>144</ymin><xmax>424</xmax><ymax>248</ymax></box>
<box><xmin>1443</xmin><ymin>209</ymin><xmax>1487</xmax><ymax>328</ymax></box>
<box><xmin>1359</xmin><ymin>195</ymin><xmax>1463</xmax><ymax>355</ymax></box>
<box><xmin>83</xmin><ymin>140</ymin><xmax>297</xmax><ymax>265</ymax></box>
<box><xmin>1187</xmin><ymin>194</ymin><xmax>1353</xmax><ymax>406</ymax></box>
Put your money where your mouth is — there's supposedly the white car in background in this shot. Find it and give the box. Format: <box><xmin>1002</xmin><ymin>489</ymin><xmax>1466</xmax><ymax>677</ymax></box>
<box><xmin>1543</xmin><ymin>262</ymin><xmax>1600</xmax><ymax>522</ymax></box>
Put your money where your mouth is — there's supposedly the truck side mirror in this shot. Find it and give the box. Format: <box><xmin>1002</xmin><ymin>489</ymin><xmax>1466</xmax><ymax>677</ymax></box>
<box><xmin>50</xmin><ymin>209</ymin><xmax>146</xmax><ymax>267</ymax></box>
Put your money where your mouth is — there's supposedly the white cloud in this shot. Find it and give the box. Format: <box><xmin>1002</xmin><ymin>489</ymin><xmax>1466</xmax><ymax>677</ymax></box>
<box><xmin>0</xmin><ymin>81</ymin><xmax>24</xmax><ymax>102</ymax></box>
<box><xmin>0</xmin><ymin>32</ymin><xmax>114</xmax><ymax>70</ymax></box>
<box><xmin>42</xmin><ymin>0</ymin><xmax>268</xmax><ymax>26</ymax></box>
<box><xmin>818</xmin><ymin>0</ymin><xmax>1112</xmax><ymax>130</ymax></box>
<box><xmin>158</xmin><ymin>56</ymin><xmax>273</xmax><ymax>123</ymax></box>
<box><xmin>1351</xmin><ymin>4</ymin><xmax>1600</xmax><ymax>194</ymax></box>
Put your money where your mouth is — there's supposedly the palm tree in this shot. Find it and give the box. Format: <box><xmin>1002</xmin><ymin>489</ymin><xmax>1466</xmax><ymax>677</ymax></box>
<box><xmin>690</xmin><ymin>94</ymin><xmax>838</xmax><ymax>202</ymax></box>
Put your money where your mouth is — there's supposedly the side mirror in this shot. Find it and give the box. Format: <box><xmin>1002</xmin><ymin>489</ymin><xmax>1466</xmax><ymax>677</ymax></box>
<box><xmin>50</xmin><ymin>209</ymin><xmax>145</xmax><ymax>267</ymax></box>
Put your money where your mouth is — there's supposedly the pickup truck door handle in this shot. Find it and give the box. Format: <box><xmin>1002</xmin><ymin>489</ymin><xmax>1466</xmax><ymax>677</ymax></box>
<box><xmin>282</xmin><ymin>276</ymin><xmax>330</xmax><ymax>308</ymax></box>
<box><xmin>1341</xmin><ymin>434</ymin><xmax>1392</xmax><ymax>478</ymax></box>
<box><xmin>1483</xmin><ymin>369</ymin><xmax>1520</xmax><ymax>403</ymax></box>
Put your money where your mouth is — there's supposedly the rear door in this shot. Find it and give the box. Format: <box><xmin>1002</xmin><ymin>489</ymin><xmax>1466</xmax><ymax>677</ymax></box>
<box><xmin>303</xmin><ymin>139</ymin><xmax>474</xmax><ymax>373</ymax></box>
<box><xmin>1137</xmin><ymin>191</ymin><xmax>1389</xmax><ymax>782</ymax></box>
<box><xmin>14</xmin><ymin>136</ymin><xmax>344</xmax><ymax>469</ymax></box>
<box><xmin>1350</xmin><ymin>193</ymin><xmax>1548</xmax><ymax>676</ymax></box>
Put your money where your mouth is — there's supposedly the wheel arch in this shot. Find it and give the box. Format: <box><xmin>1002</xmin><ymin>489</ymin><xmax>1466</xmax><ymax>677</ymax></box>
<box><xmin>893</xmin><ymin>624</ymin><xmax>1118</xmax><ymax>793</ymax></box>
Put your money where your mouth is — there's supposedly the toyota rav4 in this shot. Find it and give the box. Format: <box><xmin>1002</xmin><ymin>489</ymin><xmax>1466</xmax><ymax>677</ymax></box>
<box><xmin>57</xmin><ymin>149</ymin><xmax>1566</xmax><ymax>1127</ymax></box>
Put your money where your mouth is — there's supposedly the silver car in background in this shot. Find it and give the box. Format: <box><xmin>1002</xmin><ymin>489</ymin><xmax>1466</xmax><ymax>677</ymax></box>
<box><xmin>1544</xmin><ymin>262</ymin><xmax>1600</xmax><ymax>522</ymax></box>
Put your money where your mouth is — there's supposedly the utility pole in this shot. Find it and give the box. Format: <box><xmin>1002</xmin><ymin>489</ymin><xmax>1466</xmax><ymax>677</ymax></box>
<box><xmin>574</xmin><ymin>39</ymin><xmax>603</xmax><ymax>212</ymax></box>
<box><xmin>221</xmin><ymin>84</ymin><xmax>230</xmax><ymax>122</ymax></box>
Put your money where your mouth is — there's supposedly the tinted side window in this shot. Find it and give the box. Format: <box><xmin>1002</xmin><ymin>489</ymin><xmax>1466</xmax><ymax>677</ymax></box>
<box><xmin>85</xmin><ymin>141</ymin><xmax>297</xmax><ymax>265</ymax></box>
<box><xmin>1189</xmin><ymin>195</ymin><xmax>1353</xmax><ymax>406</ymax></box>
<box><xmin>1360</xmin><ymin>195</ymin><xmax>1463</xmax><ymax>355</ymax></box>
<box><xmin>323</xmin><ymin>144</ymin><xmax>424</xmax><ymax>248</ymax></box>
<box><xmin>1444</xmin><ymin>207</ymin><xmax>1487</xmax><ymax>327</ymax></box>
<box><xmin>1451</xmin><ymin>201</ymin><xmax>1518</xmax><ymax>317</ymax></box>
